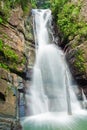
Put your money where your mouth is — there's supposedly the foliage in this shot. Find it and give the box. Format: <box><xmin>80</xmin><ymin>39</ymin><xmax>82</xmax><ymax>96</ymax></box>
<box><xmin>0</xmin><ymin>39</ymin><xmax>3</xmax><ymax>50</ymax></box>
<box><xmin>50</xmin><ymin>0</ymin><xmax>68</xmax><ymax>20</ymax></box>
<box><xmin>0</xmin><ymin>39</ymin><xmax>17</xmax><ymax>70</ymax></box>
<box><xmin>0</xmin><ymin>39</ymin><xmax>18</xmax><ymax>62</ymax></box>
<box><xmin>51</xmin><ymin>0</ymin><xmax>87</xmax><ymax>43</ymax></box>
<box><xmin>0</xmin><ymin>0</ymin><xmax>11</xmax><ymax>21</ymax></box>
<box><xmin>50</xmin><ymin>0</ymin><xmax>87</xmax><ymax>73</ymax></box>
<box><xmin>36</xmin><ymin>0</ymin><xmax>50</xmax><ymax>9</ymax></box>
<box><xmin>0</xmin><ymin>63</ymin><xmax>9</xmax><ymax>70</ymax></box>
<box><xmin>74</xmin><ymin>49</ymin><xmax>86</xmax><ymax>72</ymax></box>
<box><xmin>31</xmin><ymin>0</ymin><xmax>37</xmax><ymax>8</ymax></box>
<box><xmin>0</xmin><ymin>0</ymin><xmax>34</xmax><ymax>20</ymax></box>
<box><xmin>57</xmin><ymin>2</ymin><xmax>82</xmax><ymax>40</ymax></box>
<box><xmin>0</xmin><ymin>17</ymin><xmax>3</xmax><ymax>24</ymax></box>
<box><xmin>0</xmin><ymin>39</ymin><xmax>26</xmax><ymax>72</ymax></box>
<box><xmin>10</xmin><ymin>0</ymin><xmax>37</xmax><ymax>11</ymax></box>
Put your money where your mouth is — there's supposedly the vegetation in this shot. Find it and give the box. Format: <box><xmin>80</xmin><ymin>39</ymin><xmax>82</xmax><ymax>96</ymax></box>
<box><xmin>0</xmin><ymin>18</ymin><xmax>3</xmax><ymax>24</ymax></box>
<box><xmin>0</xmin><ymin>0</ymin><xmax>37</xmax><ymax>21</ymax></box>
<box><xmin>74</xmin><ymin>49</ymin><xmax>86</xmax><ymax>72</ymax></box>
<box><xmin>50</xmin><ymin>0</ymin><xmax>87</xmax><ymax>43</ymax></box>
<box><xmin>0</xmin><ymin>39</ymin><xmax>26</xmax><ymax>71</ymax></box>
<box><xmin>51</xmin><ymin>0</ymin><xmax>68</xmax><ymax>20</ymax></box>
<box><xmin>50</xmin><ymin>0</ymin><xmax>87</xmax><ymax>73</ymax></box>
<box><xmin>0</xmin><ymin>0</ymin><xmax>28</xmax><ymax>75</ymax></box>
<box><xmin>0</xmin><ymin>39</ymin><xmax>18</xmax><ymax>62</ymax></box>
<box><xmin>36</xmin><ymin>0</ymin><xmax>51</xmax><ymax>9</ymax></box>
<box><xmin>31</xmin><ymin>0</ymin><xmax>37</xmax><ymax>8</ymax></box>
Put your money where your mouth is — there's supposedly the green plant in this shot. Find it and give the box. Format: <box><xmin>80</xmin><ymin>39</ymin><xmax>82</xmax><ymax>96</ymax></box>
<box><xmin>30</xmin><ymin>0</ymin><xmax>37</xmax><ymax>8</ymax></box>
<box><xmin>0</xmin><ymin>39</ymin><xmax>26</xmax><ymax>73</ymax></box>
<box><xmin>0</xmin><ymin>0</ymin><xmax>11</xmax><ymax>21</ymax></box>
<box><xmin>57</xmin><ymin>2</ymin><xmax>81</xmax><ymax>39</ymax></box>
<box><xmin>74</xmin><ymin>49</ymin><xmax>86</xmax><ymax>72</ymax></box>
<box><xmin>0</xmin><ymin>63</ymin><xmax>9</xmax><ymax>70</ymax></box>
<box><xmin>3</xmin><ymin>45</ymin><xmax>18</xmax><ymax>62</ymax></box>
<box><xmin>0</xmin><ymin>39</ymin><xmax>18</xmax><ymax>62</ymax></box>
<box><xmin>0</xmin><ymin>17</ymin><xmax>3</xmax><ymax>24</ymax></box>
<box><xmin>50</xmin><ymin>0</ymin><xmax>87</xmax><ymax>44</ymax></box>
<box><xmin>36</xmin><ymin>0</ymin><xmax>50</xmax><ymax>9</ymax></box>
<box><xmin>0</xmin><ymin>39</ymin><xmax>3</xmax><ymax>50</ymax></box>
<box><xmin>50</xmin><ymin>0</ymin><xmax>68</xmax><ymax>20</ymax></box>
<box><xmin>0</xmin><ymin>0</ymin><xmax>32</xmax><ymax>20</ymax></box>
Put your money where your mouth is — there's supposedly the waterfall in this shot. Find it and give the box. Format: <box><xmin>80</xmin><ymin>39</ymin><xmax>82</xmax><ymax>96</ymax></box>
<box><xmin>82</xmin><ymin>89</ymin><xmax>87</xmax><ymax>109</ymax></box>
<box><xmin>25</xmin><ymin>9</ymin><xmax>81</xmax><ymax>116</ymax></box>
<box><xmin>22</xmin><ymin>8</ymin><xmax>87</xmax><ymax>130</ymax></box>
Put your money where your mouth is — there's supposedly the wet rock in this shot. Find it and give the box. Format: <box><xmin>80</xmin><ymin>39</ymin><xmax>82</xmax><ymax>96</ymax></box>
<box><xmin>0</xmin><ymin>1</ymin><xmax>35</xmax><ymax>127</ymax></box>
<box><xmin>0</xmin><ymin>68</ymin><xmax>25</xmax><ymax>118</ymax></box>
<box><xmin>66</xmin><ymin>41</ymin><xmax>87</xmax><ymax>87</ymax></box>
<box><xmin>0</xmin><ymin>118</ymin><xmax>22</xmax><ymax>130</ymax></box>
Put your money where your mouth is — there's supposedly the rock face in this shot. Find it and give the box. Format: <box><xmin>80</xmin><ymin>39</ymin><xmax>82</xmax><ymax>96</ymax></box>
<box><xmin>0</xmin><ymin>68</ymin><xmax>23</xmax><ymax>117</ymax></box>
<box><xmin>65</xmin><ymin>0</ymin><xmax>87</xmax><ymax>97</ymax></box>
<box><xmin>0</xmin><ymin>118</ymin><xmax>22</xmax><ymax>130</ymax></box>
<box><xmin>51</xmin><ymin>0</ymin><xmax>87</xmax><ymax>98</ymax></box>
<box><xmin>0</xmin><ymin>3</ymin><xmax>35</xmax><ymax>129</ymax></box>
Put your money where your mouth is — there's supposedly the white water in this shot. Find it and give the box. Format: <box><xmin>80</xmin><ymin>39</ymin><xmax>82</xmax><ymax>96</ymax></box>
<box><xmin>25</xmin><ymin>9</ymin><xmax>81</xmax><ymax>116</ymax></box>
<box><xmin>82</xmin><ymin>89</ymin><xmax>87</xmax><ymax>109</ymax></box>
<box><xmin>22</xmin><ymin>9</ymin><xmax>87</xmax><ymax>130</ymax></box>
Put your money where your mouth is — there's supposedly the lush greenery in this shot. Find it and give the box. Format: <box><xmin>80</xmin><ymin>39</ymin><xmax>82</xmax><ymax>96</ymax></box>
<box><xmin>0</xmin><ymin>39</ymin><xmax>25</xmax><ymax>71</ymax></box>
<box><xmin>51</xmin><ymin>0</ymin><xmax>87</xmax><ymax>42</ymax></box>
<box><xmin>51</xmin><ymin>0</ymin><xmax>68</xmax><ymax>20</ymax></box>
<box><xmin>50</xmin><ymin>0</ymin><xmax>87</xmax><ymax>73</ymax></box>
<box><xmin>36</xmin><ymin>0</ymin><xmax>51</xmax><ymax>9</ymax></box>
<box><xmin>0</xmin><ymin>39</ymin><xmax>18</xmax><ymax>62</ymax></box>
<box><xmin>74</xmin><ymin>49</ymin><xmax>86</xmax><ymax>72</ymax></box>
<box><xmin>0</xmin><ymin>0</ymin><xmax>37</xmax><ymax>22</ymax></box>
<box><xmin>0</xmin><ymin>18</ymin><xmax>3</xmax><ymax>24</ymax></box>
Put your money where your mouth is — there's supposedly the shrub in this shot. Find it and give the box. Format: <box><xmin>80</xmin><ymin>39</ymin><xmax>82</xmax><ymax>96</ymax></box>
<box><xmin>74</xmin><ymin>49</ymin><xmax>86</xmax><ymax>72</ymax></box>
<box><xmin>0</xmin><ymin>18</ymin><xmax>3</xmax><ymax>24</ymax></box>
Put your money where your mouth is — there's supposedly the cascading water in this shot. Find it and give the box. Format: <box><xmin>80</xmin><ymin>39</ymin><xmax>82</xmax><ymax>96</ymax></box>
<box><xmin>26</xmin><ymin>9</ymin><xmax>80</xmax><ymax>115</ymax></box>
<box><xmin>22</xmin><ymin>9</ymin><xmax>87</xmax><ymax>130</ymax></box>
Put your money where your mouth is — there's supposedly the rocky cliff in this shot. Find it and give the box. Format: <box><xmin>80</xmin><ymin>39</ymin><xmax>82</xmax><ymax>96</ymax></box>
<box><xmin>0</xmin><ymin>1</ymin><xmax>35</xmax><ymax>129</ymax></box>
<box><xmin>51</xmin><ymin>0</ymin><xmax>87</xmax><ymax>98</ymax></box>
<box><xmin>65</xmin><ymin>0</ymin><xmax>87</xmax><ymax>97</ymax></box>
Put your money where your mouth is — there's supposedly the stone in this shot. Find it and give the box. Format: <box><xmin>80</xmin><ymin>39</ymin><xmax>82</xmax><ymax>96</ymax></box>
<box><xmin>9</xmin><ymin>6</ymin><xmax>23</xmax><ymax>27</ymax></box>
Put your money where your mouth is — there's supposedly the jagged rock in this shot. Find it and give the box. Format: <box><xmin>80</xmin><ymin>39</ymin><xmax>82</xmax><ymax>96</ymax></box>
<box><xmin>0</xmin><ymin>1</ymin><xmax>35</xmax><ymax>126</ymax></box>
<box><xmin>0</xmin><ymin>68</ymin><xmax>19</xmax><ymax>117</ymax></box>
<box><xmin>0</xmin><ymin>118</ymin><xmax>22</xmax><ymax>130</ymax></box>
<box><xmin>66</xmin><ymin>39</ymin><xmax>87</xmax><ymax>89</ymax></box>
<box><xmin>9</xmin><ymin>6</ymin><xmax>24</xmax><ymax>27</ymax></box>
<box><xmin>0</xmin><ymin>24</ymin><xmax>24</xmax><ymax>52</ymax></box>
<box><xmin>56</xmin><ymin>0</ymin><xmax>87</xmax><ymax>97</ymax></box>
<box><xmin>80</xmin><ymin>0</ymin><xmax>87</xmax><ymax>22</ymax></box>
<box><xmin>24</xmin><ymin>13</ymin><xmax>35</xmax><ymax>68</ymax></box>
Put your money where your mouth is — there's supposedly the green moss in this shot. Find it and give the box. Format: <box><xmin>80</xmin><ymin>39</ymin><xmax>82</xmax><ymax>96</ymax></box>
<box><xmin>74</xmin><ymin>49</ymin><xmax>86</xmax><ymax>72</ymax></box>
<box><xmin>0</xmin><ymin>17</ymin><xmax>3</xmax><ymax>24</ymax></box>
<box><xmin>0</xmin><ymin>39</ymin><xmax>26</xmax><ymax>72</ymax></box>
<box><xmin>0</xmin><ymin>1</ymin><xmax>11</xmax><ymax>22</ymax></box>
<box><xmin>0</xmin><ymin>0</ymin><xmax>33</xmax><ymax>21</ymax></box>
<box><xmin>0</xmin><ymin>39</ymin><xmax>3</xmax><ymax>50</ymax></box>
<box><xmin>3</xmin><ymin>34</ymin><xmax>8</xmax><ymax>39</ymax></box>
<box><xmin>0</xmin><ymin>39</ymin><xmax>18</xmax><ymax>62</ymax></box>
<box><xmin>0</xmin><ymin>63</ymin><xmax>9</xmax><ymax>70</ymax></box>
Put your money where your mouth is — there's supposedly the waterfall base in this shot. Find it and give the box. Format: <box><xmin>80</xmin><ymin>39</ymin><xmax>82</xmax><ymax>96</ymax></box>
<box><xmin>21</xmin><ymin>110</ymin><xmax>87</xmax><ymax>130</ymax></box>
